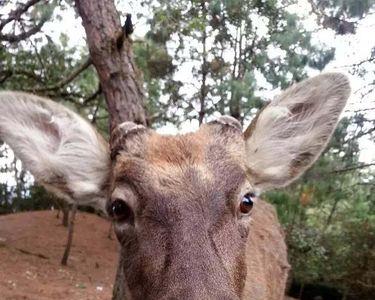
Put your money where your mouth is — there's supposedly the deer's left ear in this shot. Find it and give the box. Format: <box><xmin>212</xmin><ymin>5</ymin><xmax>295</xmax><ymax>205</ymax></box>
<box><xmin>243</xmin><ymin>73</ymin><xmax>351</xmax><ymax>191</ymax></box>
<box><xmin>0</xmin><ymin>91</ymin><xmax>111</xmax><ymax>213</ymax></box>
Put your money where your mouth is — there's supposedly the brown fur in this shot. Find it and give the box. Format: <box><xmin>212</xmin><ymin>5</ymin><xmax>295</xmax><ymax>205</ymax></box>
<box><xmin>110</xmin><ymin>122</ymin><xmax>289</xmax><ymax>299</ymax></box>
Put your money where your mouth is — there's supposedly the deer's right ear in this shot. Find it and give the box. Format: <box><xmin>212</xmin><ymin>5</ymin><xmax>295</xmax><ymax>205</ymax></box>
<box><xmin>0</xmin><ymin>91</ymin><xmax>110</xmax><ymax>213</ymax></box>
<box><xmin>243</xmin><ymin>73</ymin><xmax>350</xmax><ymax>192</ymax></box>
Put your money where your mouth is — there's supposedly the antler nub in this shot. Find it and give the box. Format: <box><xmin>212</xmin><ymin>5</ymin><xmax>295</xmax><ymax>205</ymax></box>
<box><xmin>110</xmin><ymin>122</ymin><xmax>147</xmax><ymax>160</ymax></box>
<box><xmin>208</xmin><ymin>116</ymin><xmax>242</xmax><ymax>131</ymax></box>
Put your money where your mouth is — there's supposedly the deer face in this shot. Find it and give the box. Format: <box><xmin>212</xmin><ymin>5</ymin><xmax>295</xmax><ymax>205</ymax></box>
<box><xmin>106</xmin><ymin>74</ymin><xmax>351</xmax><ymax>299</ymax></box>
<box><xmin>108</xmin><ymin>120</ymin><xmax>250</xmax><ymax>298</ymax></box>
<box><xmin>0</xmin><ymin>73</ymin><xmax>350</xmax><ymax>300</ymax></box>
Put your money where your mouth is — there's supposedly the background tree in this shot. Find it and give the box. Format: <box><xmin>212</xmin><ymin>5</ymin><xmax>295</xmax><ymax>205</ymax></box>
<box><xmin>137</xmin><ymin>0</ymin><xmax>336</xmax><ymax>127</ymax></box>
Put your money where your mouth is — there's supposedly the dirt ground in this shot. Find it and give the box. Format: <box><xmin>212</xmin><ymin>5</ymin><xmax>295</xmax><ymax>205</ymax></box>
<box><xmin>0</xmin><ymin>210</ymin><xmax>120</xmax><ymax>300</ymax></box>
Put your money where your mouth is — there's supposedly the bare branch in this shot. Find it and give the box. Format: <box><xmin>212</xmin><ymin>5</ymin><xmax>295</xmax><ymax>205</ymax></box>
<box><xmin>0</xmin><ymin>18</ymin><xmax>46</xmax><ymax>42</ymax></box>
<box><xmin>340</xmin><ymin>57</ymin><xmax>375</xmax><ymax>68</ymax></box>
<box><xmin>0</xmin><ymin>0</ymin><xmax>43</xmax><ymax>31</ymax></box>
<box><xmin>0</xmin><ymin>69</ymin><xmax>44</xmax><ymax>84</ymax></box>
<box><xmin>345</xmin><ymin>127</ymin><xmax>375</xmax><ymax>144</ymax></box>
<box><xmin>331</xmin><ymin>163</ymin><xmax>375</xmax><ymax>174</ymax></box>
<box><xmin>345</xmin><ymin>107</ymin><xmax>375</xmax><ymax>114</ymax></box>
<box><xmin>83</xmin><ymin>85</ymin><xmax>102</xmax><ymax>105</ymax></box>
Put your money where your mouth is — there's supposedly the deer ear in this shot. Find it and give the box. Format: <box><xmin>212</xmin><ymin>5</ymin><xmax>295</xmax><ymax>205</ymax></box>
<box><xmin>244</xmin><ymin>73</ymin><xmax>351</xmax><ymax>191</ymax></box>
<box><xmin>0</xmin><ymin>92</ymin><xmax>110</xmax><ymax>213</ymax></box>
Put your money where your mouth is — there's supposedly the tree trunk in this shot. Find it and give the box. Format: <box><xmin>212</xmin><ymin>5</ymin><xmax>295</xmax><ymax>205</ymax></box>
<box><xmin>75</xmin><ymin>0</ymin><xmax>146</xmax><ymax>132</ymax></box>
<box><xmin>75</xmin><ymin>1</ymin><xmax>147</xmax><ymax>299</ymax></box>
<box><xmin>62</xmin><ymin>202</ymin><xmax>69</xmax><ymax>227</ymax></box>
<box><xmin>61</xmin><ymin>203</ymin><xmax>77</xmax><ymax>266</ymax></box>
<box><xmin>298</xmin><ymin>282</ymin><xmax>305</xmax><ymax>300</ymax></box>
<box><xmin>198</xmin><ymin>2</ymin><xmax>208</xmax><ymax>125</ymax></box>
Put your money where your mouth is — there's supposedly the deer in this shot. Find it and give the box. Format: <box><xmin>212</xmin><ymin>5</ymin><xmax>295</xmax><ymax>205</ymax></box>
<box><xmin>0</xmin><ymin>72</ymin><xmax>350</xmax><ymax>299</ymax></box>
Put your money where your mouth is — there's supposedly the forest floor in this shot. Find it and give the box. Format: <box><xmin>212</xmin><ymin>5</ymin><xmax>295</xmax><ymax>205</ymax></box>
<box><xmin>0</xmin><ymin>210</ymin><xmax>119</xmax><ymax>300</ymax></box>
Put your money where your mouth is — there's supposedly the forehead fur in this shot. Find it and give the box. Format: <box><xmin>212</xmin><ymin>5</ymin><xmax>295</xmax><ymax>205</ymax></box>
<box><xmin>112</xmin><ymin>123</ymin><xmax>247</xmax><ymax>191</ymax></box>
<box><xmin>153</xmin><ymin>123</ymin><xmax>244</xmax><ymax>162</ymax></box>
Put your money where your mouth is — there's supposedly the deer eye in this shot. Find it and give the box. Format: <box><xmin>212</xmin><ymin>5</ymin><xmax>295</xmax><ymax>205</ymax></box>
<box><xmin>108</xmin><ymin>199</ymin><xmax>134</xmax><ymax>223</ymax></box>
<box><xmin>240</xmin><ymin>193</ymin><xmax>255</xmax><ymax>214</ymax></box>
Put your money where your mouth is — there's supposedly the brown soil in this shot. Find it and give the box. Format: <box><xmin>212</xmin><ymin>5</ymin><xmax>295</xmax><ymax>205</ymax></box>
<box><xmin>0</xmin><ymin>210</ymin><xmax>120</xmax><ymax>300</ymax></box>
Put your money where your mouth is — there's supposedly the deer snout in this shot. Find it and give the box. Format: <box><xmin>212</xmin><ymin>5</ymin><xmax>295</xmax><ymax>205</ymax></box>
<box><xmin>160</xmin><ymin>289</ymin><xmax>240</xmax><ymax>300</ymax></box>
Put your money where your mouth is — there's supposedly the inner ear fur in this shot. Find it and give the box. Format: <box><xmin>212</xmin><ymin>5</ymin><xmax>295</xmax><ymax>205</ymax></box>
<box><xmin>244</xmin><ymin>73</ymin><xmax>351</xmax><ymax>191</ymax></box>
<box><xmin>0</xmin><ymin>91</ymin><xmax>110</xmax><ymax>213</ymax></box>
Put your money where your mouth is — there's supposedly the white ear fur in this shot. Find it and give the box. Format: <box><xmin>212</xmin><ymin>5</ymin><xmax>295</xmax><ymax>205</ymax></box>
<box><xmin>0</xmin><ymin>91</ymin><xmax>110</xmax><ymax>213</ymax></box>
<box><xmin>244</xmin><ymin>73</ymin><xmax>351</xmax><ymax>191</ymax></box>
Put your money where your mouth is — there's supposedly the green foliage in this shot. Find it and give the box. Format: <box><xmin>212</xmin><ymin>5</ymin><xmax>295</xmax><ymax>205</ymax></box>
<box><xmin>134</xmin><ymin>41</ymin><xmax>174</xmax><ymax>79</ymax></box>
<box><xmin>311</xmin><ymin>0</ymin><xmax>375</xmax><ymax>34</ymax></box>
<box><xmin>322</xmin><ymin>0</ymin><xmax>375</xmax><ymax>18</ymax></box>
<box><xmin>139</xmin><ymin>0</ymin><xmax>334</xmax><ymax>126</ymax></box>
<box><xmin>0</xmin><ymin>184</ymin><xmax>55</xmax><ymax>215</ymax></box>
<box><xmin>266</xmin><ymin>117</ymin><xmax>375</xmax><ymax>298</ymax></box>
<box><xmin>10</xmin><ymin>185</ymin><xmax>56</xmax><ymax>213</ymax></box>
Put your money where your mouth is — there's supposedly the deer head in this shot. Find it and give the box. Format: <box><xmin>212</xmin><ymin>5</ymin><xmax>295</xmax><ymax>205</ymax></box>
<box><xmin>0</xmin><ymin>73</ymin><xmax>350</xmax><ymax>299</ymax></box>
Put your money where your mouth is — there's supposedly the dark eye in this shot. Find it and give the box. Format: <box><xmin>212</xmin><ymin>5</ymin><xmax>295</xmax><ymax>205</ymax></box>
<box><xmin>107</xmin><ymin>199</ymin><xmax>134</xmax><ymax>223</ymax></box>
<box><xmin>240</xmin><ymin>193</ymin><xmax>255</xmax><ymax>214</ymax></box>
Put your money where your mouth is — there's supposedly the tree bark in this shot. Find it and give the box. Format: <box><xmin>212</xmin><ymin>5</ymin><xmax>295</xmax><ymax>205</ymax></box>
<box><xmin>75</xmin><ymin>0</ymin><xmax>146</xmax><ymax>132</ymax></box>
<box><xmin>61</xmin><ymin>203</ymin><xmax>77</xmax><ymax>266</ymax></box>
<box><xmin>75</xmin><ymin>1</ymin><xmax>147</xmax><ymax>299</ymax></box>
<box><xmin>62</xmin><ymin>202</ymin><xmax>69</xmax><ymax>227</ymax></box>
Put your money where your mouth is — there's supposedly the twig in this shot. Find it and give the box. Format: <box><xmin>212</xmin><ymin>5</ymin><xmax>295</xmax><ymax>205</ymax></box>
<box><xmin>16</xmin><ymin>247</ymin><xmax>49</xmax><ymax>259</ymax></box>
